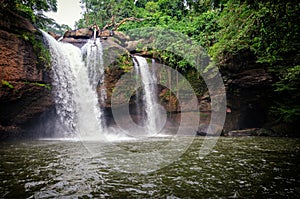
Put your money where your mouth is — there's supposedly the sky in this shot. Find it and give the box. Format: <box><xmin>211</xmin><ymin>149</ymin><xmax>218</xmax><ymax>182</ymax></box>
<box><xmin>44</xmin><ymin>0</ymin><xmax>82</xmax><ymax>28</ymax></box>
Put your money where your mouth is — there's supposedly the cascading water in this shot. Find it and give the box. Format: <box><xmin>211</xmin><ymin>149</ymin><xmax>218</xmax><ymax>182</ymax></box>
<box><xmin>42</xmin><ymin>29</ymin><xmax>164</xmax><ymax>139</ymax></box>
<box><xmin>81</xmin><ymin>39</ymin><xmax>103</xmax><ymax>88</ymax></box>
<box><xmin>41</xmin><ymin>30</ymin><xmax>77</xmax><ymax>136</ymax></box>
<box><xmin>132</xmin><ymin>58</ymin><xmax>144</xmax><ymax>125</ymax></box>
<box><xmin>71</xmin><ymin>38</ymin><xmax>105</xmax><ymax>139</ymax></box>
<box><xmin>133</xmin><ymin>56</ymin><xmax>161</xmax><ymax>134</ymax></box>
<box><xmin>81</xmin><ymin>38</ymin><xmax>107</xmax><ymax>130</ymax></box>
<box><xmin>41</xmin><ymin>31</ymin><xmax>106</xmax><ymax>139</ymax></box>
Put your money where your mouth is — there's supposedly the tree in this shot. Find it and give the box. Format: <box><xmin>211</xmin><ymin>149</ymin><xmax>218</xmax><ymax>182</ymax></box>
<box><xmin>273</xmin><ymin>65</ymin><xmax>300</xmax><ymax>123</ymax></box>
<box><xmin>78</xmin><ymin>0</ymin><xmax>137</xmax><ymax>28</ymax></box>
<box><xmin>1</xmin><ymin>0</ymin><xmax>58</xmax><ymax>28</ymax></box>
<box><xmin>74</xmin><ymin>0</ymin><xmax>300</xmax><ymax>127</ymax></box>
<box><xmin>209</xmin><ymin>0</ymin><xmax>300</xmax><ymax>125</ymax></box>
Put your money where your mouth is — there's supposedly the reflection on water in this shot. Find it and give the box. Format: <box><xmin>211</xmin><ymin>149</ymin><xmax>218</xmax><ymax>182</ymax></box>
<box><xmin>0</xmin><ymin>137</ymin><xmax>299</xmax><ymax>198</ymax></box>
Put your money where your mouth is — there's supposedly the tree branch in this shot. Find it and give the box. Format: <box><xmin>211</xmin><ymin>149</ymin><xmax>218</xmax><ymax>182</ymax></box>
<box><xmin>102</xmin><ymin>17</ymin><xmax>145</xmax><ymax>31</ymax></box>
<box><xmin>112</xmin><ymin>17</ymin><xmax>145</xmax><ymax>31</ymax></box>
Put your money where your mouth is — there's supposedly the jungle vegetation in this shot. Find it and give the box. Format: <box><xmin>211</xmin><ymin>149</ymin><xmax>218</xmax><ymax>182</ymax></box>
<box><xmin>2</xmin><ymin>0</ymin><xmax>299</xmax><ymax>125</ymax></box>
<box><xmin>77</xmin><ymin>0</ymin><xmax>299</xmax><ymax>124</ymax></box>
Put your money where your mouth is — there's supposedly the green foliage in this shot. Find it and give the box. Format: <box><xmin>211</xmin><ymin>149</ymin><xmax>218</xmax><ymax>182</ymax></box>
<box><xmin>209</xmin><ymin>1</ymin><xmax>255</xmax><ymax>59</ymax></box>
<box><xmin>275</xmin><ymin>66</ymin><xmax>300</xmax><ymax>92</ymax></box>
<box><xmin>2</xmin><ymin>0</ymin><xmax>70</xmax><ymax>35</ymax></box>
<box><xmin>77</xmin><ymin>0</ymin><xmax>299</xmax><ymax>125</ymax></box>
<box><xmin>116</xmin><ymin>54</ymin><xmax>133</xmax><ymax>72</ymax></box>
<box><xmin>45</xmin><ymin>22</ymin><xmax>71</xmax><ymax>36</ymax></box>
<box><xmin>24</xmin><ymin>81</ymin><xmax>51</xmax><ymax>90</ymax></box>
<box><xmin>251</xmin><ymin>1</ymin><xmax>300</xmax><ymax>65</ymax></box>
<box><xmin>185</xmin><ymin>70</ymin><xmax>207</xmax><ymax>96</ymax></box>
<box><xmin>208</xmin><ymin>0</ymin><xmax>300</xmax><ymax>124</ymax></box>
<box><xmin>272</xmin><ymin>65</ymin><xmax>300</xmax><ymax>123</ymax></box>
<box><xmin>77</xmin><ymin>0</ymin><xmax>137</xmax><ymax>28</ymax></box>
<box><xmin>272</xmin><ymin>106</ymin><xmax>300</xmax><ymax>124</ymax></box>
<box><xmin>180</xmin><ymin>10</ymin><xmax>220</xmax><ymax>47</ymax></box>
<box><xmin>145</xmin><ymin>2</ymin><xmax>159</xmax><ymax>13</ymax></box>
<box><xmin>210</xmin><ymin>0</ymin><xmax>300</xmax><ymax>65</ymax></box>
<box><xmin>78</xmin><ymin>0</ymin><xmax>224</xmax><ymax>45</ymax></box>
<box><xmin>1</xmin><ymin>80</ymin><xmax>14</xmax><ymax>89</ymax></box>
<box><xmin>19</xmin><ymin>31</ymin><xmax>51</xmax><ymax>69</ymax></box>
<box><xmin>2</xmin><ymin>0</ymin><xmax>58</xmax><ymax>29</ymax></box>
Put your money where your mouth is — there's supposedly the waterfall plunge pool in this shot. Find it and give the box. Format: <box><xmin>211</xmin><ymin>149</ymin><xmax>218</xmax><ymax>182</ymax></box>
<box><xmin>0</xmin><ymin>137</ymin><xmax>299</xmax><ymax>198</ymax></box>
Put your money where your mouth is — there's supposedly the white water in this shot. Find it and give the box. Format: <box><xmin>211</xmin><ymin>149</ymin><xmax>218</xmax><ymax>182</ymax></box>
<box><xmin>41</xmin><ymin>31</ymin><xmax>105</xmax><ymax>139</ymax></box>
<box><xmin>132</xmin><ymin>58</ymin><xmax>144</xmax><ymax>125</ymax></box>
<box><xmin>42</xmin><ymin>30</ymin><xmax>164</xmax><ymax>139</ymax></box>
<box><xmin>41</xmin><ymin>31</ymin><xmax>77</xmax><ymax>136</ymax></box>
<box><xmin>133</xmin><ymin>56</ymin><xmax>160</xmax><ymax>134</ymax></box>
<box><xmin>81</xmin><ymin>38</ymin><xmax>106</xmax><ymax>130</ymax></box>
<box><xmin>81</xmin><ymin>39</ymin><xmax>104</xmax><ymax>89</ymax></box>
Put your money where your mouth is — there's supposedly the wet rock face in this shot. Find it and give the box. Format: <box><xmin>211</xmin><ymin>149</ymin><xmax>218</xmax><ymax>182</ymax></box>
<box><xmin>0</xmin><ymin>10</ymin><xmax>53</xmax><ymax>139</ymax></box>
<box><xmin>220</xmin><ymin>51</ymin><xmax>273</xmax><ymax>132</ymax></box>
<box><xmin>0</xmin><ymin>30</ymin><xmax>42</xmax><ymax>81</ymax></box>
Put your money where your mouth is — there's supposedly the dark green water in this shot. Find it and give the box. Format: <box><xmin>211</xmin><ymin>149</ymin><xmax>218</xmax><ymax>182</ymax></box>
<box><xmin>0</xmin><ymin>137</ymin><xmax>299</xmax><ymax>198</ymax></box>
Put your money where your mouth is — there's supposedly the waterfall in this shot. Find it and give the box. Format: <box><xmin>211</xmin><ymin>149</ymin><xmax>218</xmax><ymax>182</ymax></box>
<box><xmin>133</xmin><ymin>56</ymin><xmax>160</xmax><ymax>134</ymax></box>
<box><xmin>41</xmin><ymin>31</ymin><xmax>106</xmax><ymax>139</ymax></box>
<box><xmin>42</xmin><ymin>30</ymin><xmax>164</xmax><ymax>139</ymax></box>
<box><xmin>132</xmin><ymin>58</ymin><xmax>144</xmax><ymax>125</ymax></box>
<box><xmin>79</xmin><ymin>38</ymin><xmax>106</xmax><ymax>136</ymax></box>
<box><xmin>81</xmin><ymin>38</ymin><xmax>107</xmax><ymax>106</ymax></box>
<box><xmin>41</xmin><ymin>30</ymin><xmax>77</xmax><ymax>136</ymax></box>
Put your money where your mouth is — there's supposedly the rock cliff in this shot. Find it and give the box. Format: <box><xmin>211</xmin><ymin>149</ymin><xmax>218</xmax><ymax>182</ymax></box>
<box><xmin>0</xmin><ymin>9</ymin><xmax>53</xmax><ymax>139</ymax></box>
<box><xmin>220</xmin><ymin>51</ymin><xmax>274</xmax><ymax>133</ymax></box>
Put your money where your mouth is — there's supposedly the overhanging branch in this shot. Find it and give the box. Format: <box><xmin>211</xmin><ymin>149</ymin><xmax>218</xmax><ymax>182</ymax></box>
<box><xmin>102</xmin><ymin>17</ymin><xmax>145</xmax><ymax>31</ymax></box>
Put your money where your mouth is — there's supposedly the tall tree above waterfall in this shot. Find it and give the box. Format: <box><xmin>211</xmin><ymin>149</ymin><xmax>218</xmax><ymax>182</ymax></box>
<box><xmin>77</xmin><ymin>0</ymin><xmax>136</xmax><ymax>28</ymax></box>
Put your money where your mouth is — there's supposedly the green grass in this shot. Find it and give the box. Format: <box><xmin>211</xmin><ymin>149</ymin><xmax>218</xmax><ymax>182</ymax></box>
<box><xmin>24</xmin><ymin>81</ymin><xmax>51</xmax><ymax>90</ymax></box>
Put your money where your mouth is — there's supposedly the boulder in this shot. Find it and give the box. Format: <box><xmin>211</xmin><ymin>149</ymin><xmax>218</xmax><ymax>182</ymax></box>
<box><xmin>113</xmin><ymin>31</ymin><xmax>130</xmax><ymax>42</ymax></box>
<box><xmin>100</xmin><ymin>30</ymin><xmax>112</xmax><ymax>37</ymax></box>
<box><xmin>60</xmin><ymin>37</ymin><xmax>88</xmax><ymax>48</ymax></box>
<box><xmin>230</xmin><ymin>69</ymin><xmax>272</xmax><ymax>88</ymax></box>
<box><xmin>64</xmin><ymin>28</ymin><xmax>93</xmax><ymax>39</ymax></box>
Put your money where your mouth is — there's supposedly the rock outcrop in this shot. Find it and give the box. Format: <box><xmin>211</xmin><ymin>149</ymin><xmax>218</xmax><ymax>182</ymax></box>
<box><xmin>63</xmin><ymin>28</ymin><xmax>93</xmax><ymax>39</ymax></box>
<box><xmin>220</xmin><ymin>51</ymin><xmax>273</xmax><ymax>133</ymax></box>
<box><xmin>63</xmin><ymin>28</ymin><xmax>127</xmax><ymax>41</ymax></box>
<box><xmin>0</xmin><ymin>9</ymin><xmax>53</xmax><ymax>140</ymax></box>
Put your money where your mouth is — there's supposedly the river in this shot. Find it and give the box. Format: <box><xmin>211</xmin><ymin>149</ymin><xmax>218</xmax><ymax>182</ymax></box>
<box><xmin>0</xmin><ymin>137</ymin><xmax>299</xmax><ymax>198</ymax></box>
